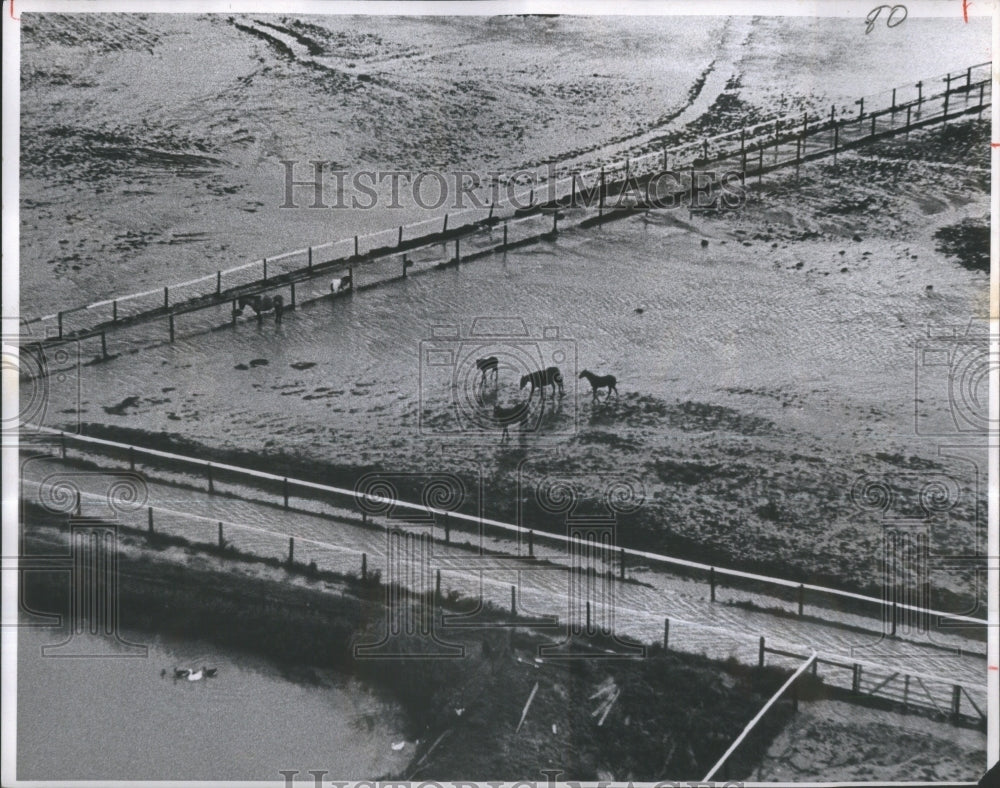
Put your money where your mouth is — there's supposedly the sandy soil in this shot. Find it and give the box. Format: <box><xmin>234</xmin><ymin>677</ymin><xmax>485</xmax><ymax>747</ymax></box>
<box><xmin>755</xmin><ymin>699</ymin><xmax>987</xmax><ymax>782</ymax></box>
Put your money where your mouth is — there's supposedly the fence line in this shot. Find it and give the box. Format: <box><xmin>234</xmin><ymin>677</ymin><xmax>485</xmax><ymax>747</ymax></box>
<box><xmin>21</xmin><ymin>63</ymin><xmax>992</xmax><ymax>344</ymax></box>
<box><xmin>25</xmin><ymin>426</ymin><xmax>987</xmax><ymax>630</ymax></box>
<box><xmin>703</xmin><ymin>651</ymin><xmax>818</xmax><ymax>781</ymax></box>
<box><xmin>759</xmin><ymin>641</ymin><xmax>985</xmax><ymax>728</ymax></box>
<box><xmin>20</xmin><ymin>474</ymin><xmax>982</xmax><ymax>703</ymax></box>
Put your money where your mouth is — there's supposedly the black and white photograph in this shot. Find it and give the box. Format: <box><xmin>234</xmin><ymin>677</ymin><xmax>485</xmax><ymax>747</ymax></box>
<box><xmin>2</xmin><ymin>1</ymin><xmax>997</xmax><ymax>785</ymax></box>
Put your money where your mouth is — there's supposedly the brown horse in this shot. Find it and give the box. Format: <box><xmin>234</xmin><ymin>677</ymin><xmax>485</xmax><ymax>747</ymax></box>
<box><xmin>494</xmin><ymin>403</ymin><xmax>528</xmax><ymax>441</ymax></box>
<box><xmin>476</xmin><ymin>356</ymin><xmax>499</xmax><ymax>387</ymax></box>
<box><xmin>579</xmin><ymin>370</ymin><xmax>618</xmax><ymax>400</ymax></box>
<box><xmin>235</xmin><ymin>293</ymin><xmax>284</xmax><ymax>323</ymax></box>
<box><xmin>520</xmin><ymin>366</ymin><xmax>564</xmax><ymax>401</ymax></box>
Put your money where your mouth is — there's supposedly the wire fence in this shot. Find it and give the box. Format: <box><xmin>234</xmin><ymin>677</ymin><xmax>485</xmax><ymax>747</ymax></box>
<box><xmin>20</xmin><ymin>63</ymin><xmax>991</xmax><ymax>351</ymax></box>
<box><xmin>26</xmin><ymin>426</ymin><xmax>988</xmax><ymax>635</ymax></box>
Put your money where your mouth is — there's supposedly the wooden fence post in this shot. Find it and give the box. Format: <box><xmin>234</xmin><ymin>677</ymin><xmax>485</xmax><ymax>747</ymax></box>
<box><xmin>619</xmin><ymin>547</ymin><xmax>625</xmax><ymax>580</ymax></box>
<box><xmin>216</xmin><ymin>271</ymin><xmax>221</xmax><ymax>296</ymax></box>
<box><xmin>852</xmin><ymin>664</ymin><xmax>861</xmax><ymax>694</ymax></box>
<box><xmin>287</xmin><ymin>537</ymin><xmax>294</xmax><ymax>565</ymax></box>
<box><xmin>290</xmin><ymin>282</ymin><xmax>296</xmax><ymax>308</ymax></box>
<box><xmin>510</xmin><ymin>585</ymin><xmax>516</xmax><ymax>616</ymax></box>
<box><xmin>916</xmin><ymin>80</ymin><xmax>923</xmax><ymax>109</ymax></box>
<box><xmin>891</xmin><ymin>601</ymin><xmax>898</xmax><ymax>636</ymax></box>
<box><xmin>283</xmin><ymin>477</ymin><xmax>289</xmax><ymax>509</ymax></box>
<box><xmin>207</xmin><ymin>463</ymin><xmax>213</xmax><ymax>494</ymax></box>
<box><xmin>231</xmin><ymin>298</ymin><xmax>237</xmax><ymax>326</ymax></box>
<box><xmin>147</xmin><ymin>506</ymin><xmax>154</xmax><ymax>534</ymax></box>
<box><xmin>444</xmin><ymin>513</ymin><xmax>450</xmax><ymax>543</ymax></box>
<box><xmin>758</xmin><ymin>636</ymin><xmax>765</xmax><ymax>667</ymax></box>
<box><xmin>870</xmin><ymin>114</ymin><xmax>876</xmax><ymax>137</ymax></box>
<box><xmin>857</xmin><ymin>97</ymin><xmax>864</xmax><ymax>122</ymax></box>
<box><xmin>398</xmin><ymin>226</ymin><xmax>403</xmax><ymax>247</ymax></box>
<box><xmin>586</xmin><ymin>600</ymin><xmax>591</xmax><ymax>632</ymax></box>
<box><xmin>354</xmin><ymin>235</ymin><xmax>359</xmax><ymax>258</ymax></box>
<box><xmin>57</xmin><ymin>312</ymin><xmax>63</xmax><ymax>339</ymax></box>
<box><xmin>455</xmin><ymin>238</ymin><xmax>461</xmax><ymax>263</ymax></box>
<box><xmin>798</xmin><ymin>584</ymin><xmax>804</xmax><ymax>616</ymax></box>
<box><xmin>943</xmin><ymin>86</ymin><xmax>950</xmax><ymax>122</ymax></box>
<box><xmin>951</xmin><ymin>685</ymin><xmax>961</xmax><ymax>723</ymax></box>
<box><xmin>503</xmin><ymin>221</ymin><xmax>508</xmax><ymax>250</ymax></box>
<box><xmin>966</xmin><ymin>66</ymin><xmax>971</xmax><ymax>90</ymax></box>
<box><xmin>112</xmin><ymin>299</ymin><xmax>118</xmax><ymax>323</ymax></box>
<box><xmin>571</xmin><ymin>175</ymin><xmax>577</xmax><ymax>206</ymax></box>
<box><xmin>527</xmin><ymin>528</ymin><xmax>533</xmax><ymax>557</ymax></box>
<box><xmin>163</xmin><ymin>287</ymin><xmax>169</xmax><ymax>309</ymax></box>
<box><xmin>101</xmin><ymin>331</ymin><xmax>108</xmax><ymax>360</ymax></box>
<box><xmin>443</xmin><ymin>214</ymin><xmax>449</xmax><ymax>233</ymax></box>
<box><xmin>978</xmin><ymin>82</ymin><xmax>985</xmax><ymax>118</ymax></box>
<box><xmin>710</xmin><ymin>566</ymin><xmax>716</xmax><ymax>601</ymax></box>
<box><xmin>552</xmin><ymin>211</ymin><xmax>558</xmax><ymax>234</ymax></box>
<box><xmin>262</xmin><ymin>258</ymin><xmax>268</xmax><ymax>282</ymax></box>
<box><xmin>663</xmin><ymin>617</ymin><xmax>670</xmax><ymax>650</ymax></box>
<box><xmin>75</xmin><ymin>489</ymin><xmax>81</xmax><ymax>516</ymax></box>
<box><xmin>891</xmin><ymin>88</ymin><xmax>896</xmax><ymax>114</ymax></box>
<box><xmin>307</xmin><ymin>246</ymin><xmax>313</xmax><ymax>270</ymax></box>
<box><xmin>435</xmin><ymin>569</ymin><xmax>441</xmax><ymax>600</ymax></box>
<box><xmin>218</xmin><ymin>522</ymin><xmax>224</xmax><ymax>548</ymax></box>
<box><xmin>906</xmin><ymin>105</ymin><xmax>912</xmax><ymax>137</ymax></box>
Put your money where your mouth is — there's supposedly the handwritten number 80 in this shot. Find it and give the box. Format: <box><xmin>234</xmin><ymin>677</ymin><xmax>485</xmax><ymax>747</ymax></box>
<box><xmin>866</xmin><ymin>4</ymin><xmax>907</xmax><ymax>33</ymax></box>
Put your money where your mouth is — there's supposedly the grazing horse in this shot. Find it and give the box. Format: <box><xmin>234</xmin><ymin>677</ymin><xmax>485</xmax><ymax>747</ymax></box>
<box><xmin>330</xmin><ymin>275</ymin><xmax>352</xmax><ymax>293</ymax></box>
<box><xmin>520</xmin><ymin>366</ymin><xmax>564</xmax><ymax>400</ymax></box>
<box><xmin>494</xmin><ymin>403</ymin><xmax>528</xmax><ymax>441</ymax></box>
<box><xmin>235</xmin><ymin>293</ymin><xmax>284</xmax><ymax>323</ymax></box>
<box><xmin>476</xmin><ymin>356</ymin><xmax>499</xmax><ymax>386</ymax></box>
<box><xmin>579</xmin><ymin>370</ymin><xmax>618</xmax><ymax>400</ymax></box>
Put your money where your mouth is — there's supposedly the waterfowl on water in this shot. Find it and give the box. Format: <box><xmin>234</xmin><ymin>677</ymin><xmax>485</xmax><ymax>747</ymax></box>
<box><xmin>187</xmin><ymin>669</ymin><xmax>204</xmax><ymax>681</ymax></box>
<box><xmin>173</xmin><ymin>667</ymin><xmax>191</xmax><ymax>679</ymax></box>
<box><xmin>202</xmin><ymin>667</ymin><xmax>218</xmax><ymax>677</ymax></box>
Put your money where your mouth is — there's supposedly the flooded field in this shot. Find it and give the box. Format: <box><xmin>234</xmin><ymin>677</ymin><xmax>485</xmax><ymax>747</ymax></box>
<box><xmin>14</xmin><ymin>11</ymin><xmax>994</xmax><ymax>784</ymax></box>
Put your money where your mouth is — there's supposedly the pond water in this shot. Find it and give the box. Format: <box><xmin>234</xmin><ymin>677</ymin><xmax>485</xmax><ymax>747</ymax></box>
<box><xmin>16</xmin><ymin>624</ymin><xmax>411</xmax><ymax>781</ymax></box>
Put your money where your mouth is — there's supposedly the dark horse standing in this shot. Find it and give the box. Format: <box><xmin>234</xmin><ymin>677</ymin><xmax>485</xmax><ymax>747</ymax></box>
<box><xmin>520</xmin><ymin>366</ymin><xmax>564</xmax><ymax>400</ymax></box>
<box><xmin>579</xmin><ymin>370</ymin><xmax>618</xmax><ymax>400</ymax></box>
<box><xmin>476</xmin><ymin>356</ymin><xmax>499</xmax><ymax>387</ymax></box>
<box><xmin>493</xmin><ymin>403</ymin><xmax>528</xmax><ymax>441</ymax></box>
<box><xmin>235</xmin><ymin>293</ymin><xmax>284</xmax><ymax>323</ymax></box>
